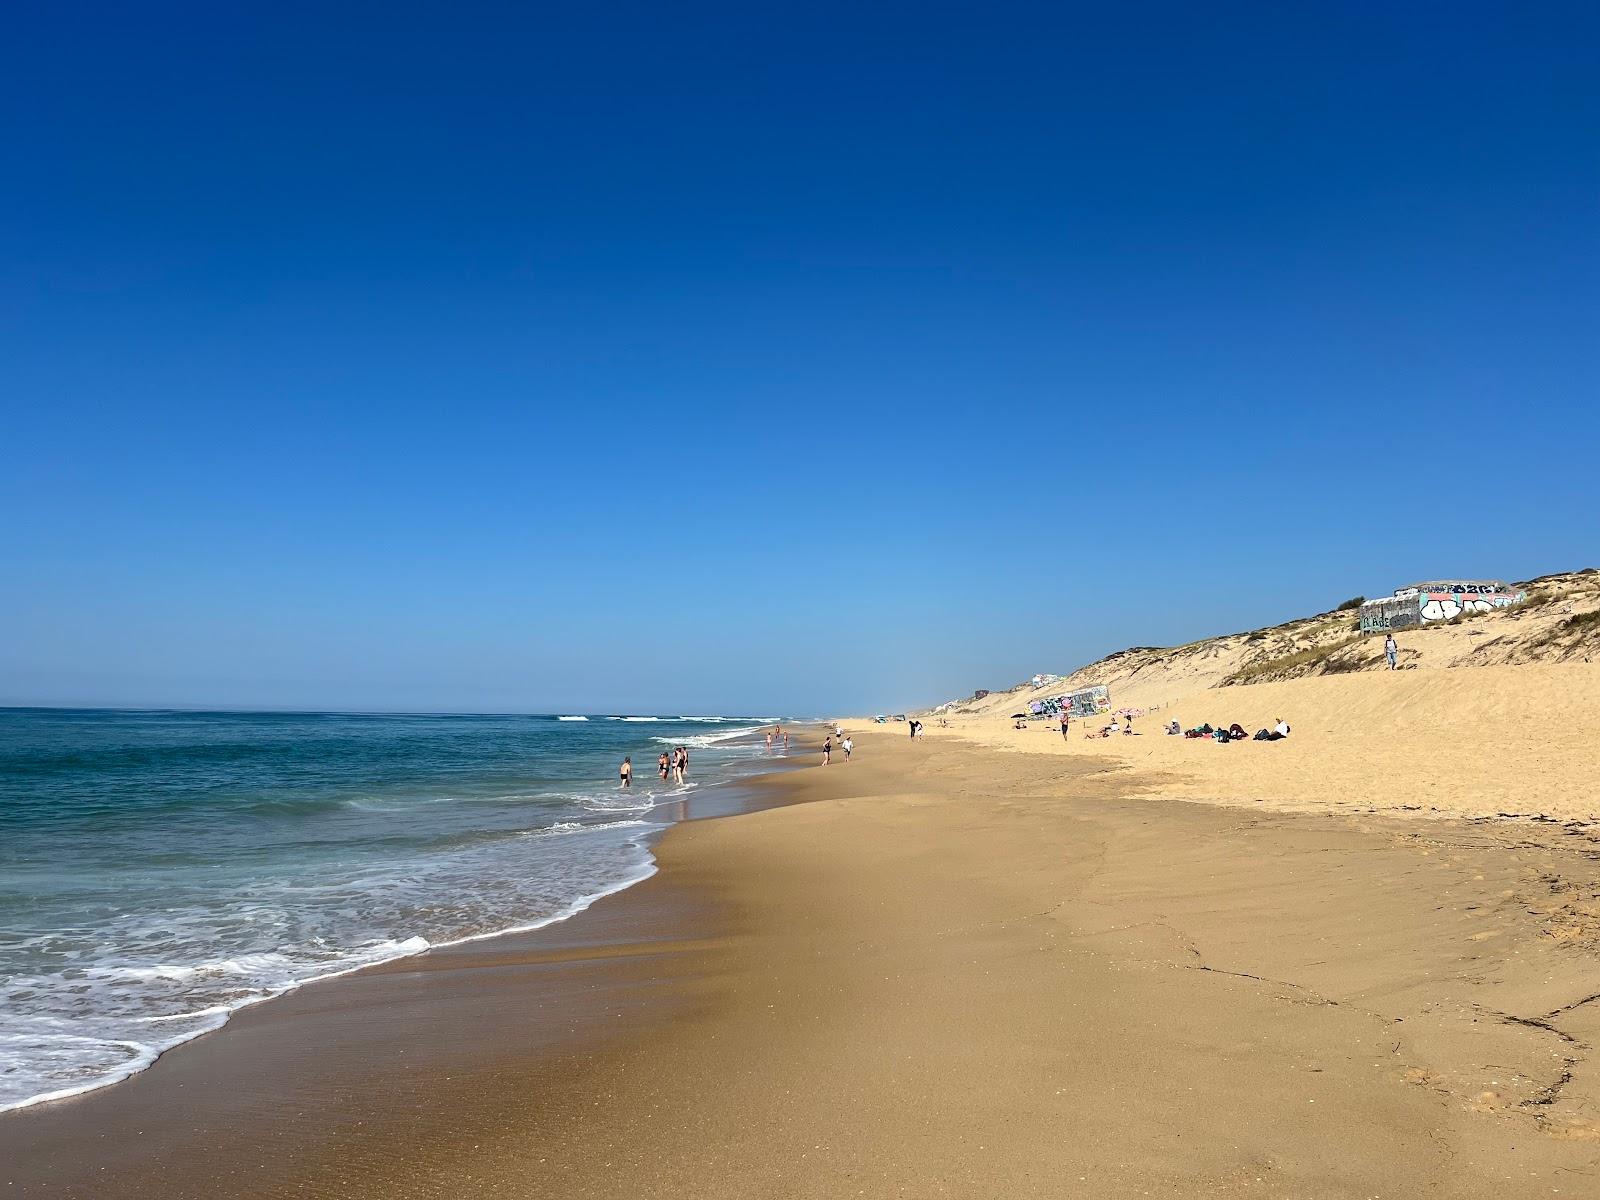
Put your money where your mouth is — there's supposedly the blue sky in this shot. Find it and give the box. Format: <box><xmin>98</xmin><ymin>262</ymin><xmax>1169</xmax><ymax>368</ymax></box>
<box><xmin>3</xmin><ymin>1</ymin><xmax>1596</xmax><ymax>714</ymax></box>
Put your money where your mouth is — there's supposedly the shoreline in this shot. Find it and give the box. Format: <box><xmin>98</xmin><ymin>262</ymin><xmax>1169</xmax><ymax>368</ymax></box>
<box><xmin>0</xmin><ymin>730</ymin><xmax>811</xmax><ymax>1122</ymax></box>
<box><xmin>7</xmin><ymin>725</ymin><xmax>1600</xmax><ymax>1196</ymax></box>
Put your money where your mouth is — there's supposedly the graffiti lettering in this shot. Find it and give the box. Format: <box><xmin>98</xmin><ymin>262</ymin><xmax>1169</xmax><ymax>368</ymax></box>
<box><xmin>1361</xmin><ymin>581</ymin><xmax>1524</xmax><ymax>632</ymax></box>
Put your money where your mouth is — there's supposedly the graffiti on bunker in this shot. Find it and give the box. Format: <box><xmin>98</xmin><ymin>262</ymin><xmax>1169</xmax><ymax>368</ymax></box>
<box><xmin>1064</xmin><ymin>685</ymin><xmax>1111</xmax><ymax>718</ymax></box>
<box><xmin>1359</xmin><ymin>581</ymin><xmax>1525</xmax><ymax>632</ymax></box>
<box><xmin>1359</xmin><ymin>596</ymin><xmax>1423</xmax><ymax>632</ymax></box>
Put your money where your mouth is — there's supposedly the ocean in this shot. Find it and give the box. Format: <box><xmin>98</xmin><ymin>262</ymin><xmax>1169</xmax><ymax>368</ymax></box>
<box><xmin>0</xmin><ymin>708</ymin><xmax>786</xmax><ymax>1113</ymax></box>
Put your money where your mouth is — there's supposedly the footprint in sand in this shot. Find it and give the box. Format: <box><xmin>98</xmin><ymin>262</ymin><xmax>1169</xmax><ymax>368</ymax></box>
<box><xmin>1469</xmin><ymin>1090</ymin><xmax>1505</xmax><ymax>1112</ymax></box>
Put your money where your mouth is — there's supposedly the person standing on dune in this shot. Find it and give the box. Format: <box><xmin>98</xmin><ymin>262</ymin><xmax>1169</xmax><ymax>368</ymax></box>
<box><xmin>1385</xmin><ymin>632</ymin><xmax>1399</xmax><ymax>670</ymax></box>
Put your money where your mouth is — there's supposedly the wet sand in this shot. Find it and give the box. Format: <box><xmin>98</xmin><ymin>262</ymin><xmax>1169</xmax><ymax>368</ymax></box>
<box><xmin>6</xmin><ymin>728</ymin><xmax>1600</xmax><ymax>1197</ymax></box>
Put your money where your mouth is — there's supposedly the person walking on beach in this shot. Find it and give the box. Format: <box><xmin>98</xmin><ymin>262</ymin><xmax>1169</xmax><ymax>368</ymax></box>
<box><xmin>842</xmin><ymin>735</ymin><xmax>853</xmax><ymax>761</ymax></box>
<box><xmin>1060</xmin><ymin>712</ymin><xmax>1070</xmax><ymax>740</ymax></box>
<box><xmin>822</xmin><ymin>736</ymin><xmax>832</xmax><ymax>765</ymax></box>
<box><xmin>1385</xmin><ymin>632</ymin><xmax>1399</xmax><ymax>670</ymax></box>
<box><xmin>619</xmin><ymin>757</ymin><xmax>633</xmax><ymax>789</ymax></box>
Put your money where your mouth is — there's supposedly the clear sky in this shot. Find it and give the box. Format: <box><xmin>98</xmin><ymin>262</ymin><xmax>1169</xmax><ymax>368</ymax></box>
<box><xmin>3</xmin><ymin>2</ymin><xmax>1596</xmax><ymax>715</ymax></box>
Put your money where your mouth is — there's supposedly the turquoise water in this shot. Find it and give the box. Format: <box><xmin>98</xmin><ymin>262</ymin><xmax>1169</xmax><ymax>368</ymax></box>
<box><xmin>0</xmin><ymin>708</ymin><xmax>783</xmax><ymax>1111</ymax></box>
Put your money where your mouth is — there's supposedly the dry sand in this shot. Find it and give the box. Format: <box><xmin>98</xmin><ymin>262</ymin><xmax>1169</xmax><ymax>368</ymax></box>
<box><xmin>7</xmin><ymin>725</ymin><xmax>1600</xmax><ymax>1198</ymax></box>
<box><xmin>938</xmin><ymin>663</ymin><xmax>1600</xmax><ymax>821</ymax></box>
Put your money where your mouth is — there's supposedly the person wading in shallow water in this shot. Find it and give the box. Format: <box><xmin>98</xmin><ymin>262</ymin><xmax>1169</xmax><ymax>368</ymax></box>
<box><xmin>619</xmin><ymin>757</ymin><xmax>632</xmax><ymax>789</ymax></box>
<box><xmin>657</xmin><ymin>751</ymin><xmax>670</xmax><ymax>781</ymax></box>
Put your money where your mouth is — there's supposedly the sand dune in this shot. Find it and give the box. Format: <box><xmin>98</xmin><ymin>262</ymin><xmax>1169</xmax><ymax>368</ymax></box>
<box><xmin>921</xmin><ymin>569</ymin><xmax>1600</xmax><ymax>823</ymax></box>
<box><xmin>938</xmin><ymin>570</ymin><xmax>1599</xmax><ymax>716</ymax></box>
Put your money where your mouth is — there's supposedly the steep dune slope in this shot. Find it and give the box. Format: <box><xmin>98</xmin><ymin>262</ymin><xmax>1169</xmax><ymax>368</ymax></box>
<box><xmin>937</xmin><ymin>569</ymin><xmax>1600</xmax><ymax>720</ymax></box>
<box><xmin>915</xmin><ymin>571</ymin><xmax>1600</xmax><ymax>822</ymax></box>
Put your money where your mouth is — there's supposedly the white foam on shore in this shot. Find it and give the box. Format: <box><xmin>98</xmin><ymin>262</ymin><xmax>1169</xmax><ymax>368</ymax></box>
<box><xmin>0</xmin><ymin>933</ymin><xmax>437</xmax><ymax>1114</ymax></box>
<box><xmin>650</xmin><ymin>726</ymin><xmax>765</xmax><ymax>748</ymax></box>
<box><xmin>0</xmin><ymin>819</ymin><xmax>665</xmax><ymax>1115</ymax></box>
<box><xmin>2</xmin><ymin>713</ymin><xmax>778</xmax><ymax>1116</ymax></box>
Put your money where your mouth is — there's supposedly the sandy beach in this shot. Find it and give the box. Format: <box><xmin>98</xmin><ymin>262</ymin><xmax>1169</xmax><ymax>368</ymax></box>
<box><xmin>8</xmin><ymin>3</ymin><xmax>1592</xmax><ymax>1194</ymax></box>
<box><xmin>7</xmin><ymin>713</ymin><xmax>1600</xmax><ymax>1198</ymax></box>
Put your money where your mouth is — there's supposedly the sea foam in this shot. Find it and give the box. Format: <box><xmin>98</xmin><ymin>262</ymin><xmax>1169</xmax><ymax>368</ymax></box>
<box><xmin>0</xmin><ymin>709</ymin><xmax>773</xmax><ymax>1113</ymax></box>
